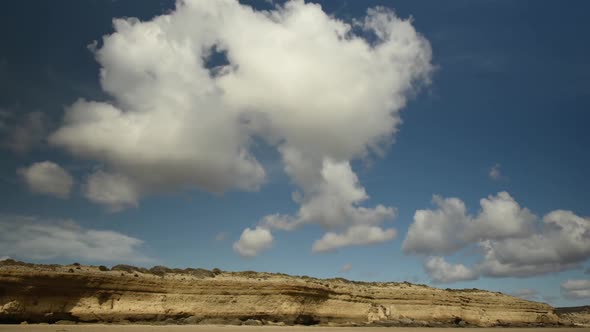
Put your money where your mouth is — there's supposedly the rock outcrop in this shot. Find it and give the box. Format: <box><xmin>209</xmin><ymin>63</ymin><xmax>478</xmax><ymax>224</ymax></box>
<box><xmin>556</xmin><ymin>306</ymin><xmax>590</xmax><ymax>327</ymax></box>
<box><xmin>0</xmin><ymin>260</ymin><xmax>562</xmax><ymax>326</ymax></box>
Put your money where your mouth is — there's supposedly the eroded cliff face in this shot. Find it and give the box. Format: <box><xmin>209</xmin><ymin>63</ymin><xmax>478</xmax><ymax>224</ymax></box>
<box><xmin>556</xmin><ymin>306</ymin><xmax>590</xmax><ymax>327</ymax></box>
<box><xmin>0</xmin><ymin>261</ymin><xmax>559</xmax><ymax>327</ymax></box>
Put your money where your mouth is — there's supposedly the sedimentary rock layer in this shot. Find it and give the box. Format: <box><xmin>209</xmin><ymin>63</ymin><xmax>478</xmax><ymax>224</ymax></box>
<box><xmin>0</xmin><ymin>261</ymin><xmax>559</xmax><ymax>326</ymax></box>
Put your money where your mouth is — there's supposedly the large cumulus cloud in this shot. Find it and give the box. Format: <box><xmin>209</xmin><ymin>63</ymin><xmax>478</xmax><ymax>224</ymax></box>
<box><xmin>49</xmin><ymin>0</ymin><xmax>432</xmax><ymax>253</ymax></box>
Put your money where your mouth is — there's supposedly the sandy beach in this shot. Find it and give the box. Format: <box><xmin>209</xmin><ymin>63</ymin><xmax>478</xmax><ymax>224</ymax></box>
<box><xmin>0</xmin><ymin>326</ymin><xmax>589</xmax><ymax>332</ymax></box>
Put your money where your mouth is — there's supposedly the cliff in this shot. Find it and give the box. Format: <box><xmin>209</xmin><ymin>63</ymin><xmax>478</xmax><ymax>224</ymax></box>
<box><xmin>556</xmin><ymin>306</ymin><xmax>590</xmax><ymax>327</ymax></box>
<box><xmin>0</xmin><ymin>260</ymin><xmax>562</xmax><ymax>327</ymax></box>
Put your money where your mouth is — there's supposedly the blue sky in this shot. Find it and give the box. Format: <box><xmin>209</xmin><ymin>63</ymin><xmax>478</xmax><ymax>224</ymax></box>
<box><xmin>0</xmin><ymin>0</ymin><xmax>589</xmax><ymax>307</ymax></box>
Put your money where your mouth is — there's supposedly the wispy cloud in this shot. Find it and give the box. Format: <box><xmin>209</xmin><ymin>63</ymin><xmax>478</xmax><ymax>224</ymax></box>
<box><xmin>339</xmin><ymin>263</ymin><xmax>352</xmax><ymax>273</ymax></box>
<box><xmin>0</xmin><ymin>215</ymin><xmax>151</xmax><ymax>263</ymax></box>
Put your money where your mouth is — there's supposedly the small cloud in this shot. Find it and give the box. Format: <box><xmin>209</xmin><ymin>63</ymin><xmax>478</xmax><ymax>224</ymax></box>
<box><xmin>233</xmin><ymin>227</ymin><xmax>273</xmax><ymax>257</ymax></box>
<box><xmin>215</xmin><ymin>232</ymin><xmax>227</xmax><ymax>241</ymax></box>
<box><xmin>18</xmin><ymin>161</ymin><xmax>74</xmax><ymax>199</ymax></box>
<box><xmin>339</xmin><ymin>263</ymin><xmax>352</xmax><ymax>273</ymax></box>
<box><xmin>511</xmin><ymin>288</ymin><xmax>539</xmax><ymax>301</ymax></box>
<box><xmin>489</xmin><ymin>163</ymin><xmax>508</xmax><ymax>181</ymax></box>
<box><xmin>312</xmin><ymin>225</ymin><xmax>396</xmax><ymax>253</ymax></box>
<box><xmin>424</xmin><ymin>256</ymin><xmax>478</xmax><ymax>284</ymax></box>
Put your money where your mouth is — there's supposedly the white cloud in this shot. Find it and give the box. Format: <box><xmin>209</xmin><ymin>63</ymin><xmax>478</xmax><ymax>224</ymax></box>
<box><xmin>403</xmin><ymin>192</ymin><xmax>534</xmax><ymax>255</ymax></box>
<box><xmin>48</xmin><ymin>0</ymin><xmax>431</xmax><ymax>253</ymax></box>
<box><xmin>510</xmin><ymin>288</ymin><xmax>539</xmax><ymax>301</ymax></box>
<box><xmin>479</xmin><ymin>210</ymin><xmax>590</xmax><ymax>276</ymax></box>
<box><xmin>260</xmin><ymin>213</ymin><xmax>300</xmax><ymax>231</ymax></box>
<box><xmin>261</xmin><ymin>159</ymin><xmax>397</xmax><ymax>253</ymax></box>
<box><xmin>403</xmin><ymin>195</ymin><xmax>471</xmax><ymax>255</ymax></box>
<box><xmin>51</xmin><ymin>97</ymin><xmax>265</xmax><ymax>200</ymax></box>
<box><xmin>424</xmin><ymin>256</ymin><xmax>478</xmax><ymax>284</ymax></box>
<box><xmin>233</xmin><ymin>227</ymin><xmax>273</xmax><ymax>257</ymax></box>
<box><xmin>2</xmin><ymin>111</ymin><xmax>46</xmax><ymax>154</ymax></box>
<box><xmin>469</xmin><ymin>191</ymin><xmax>535</xmax><ymax>240</ymax></box>
<box><xmin>312</xmin><ymin>225</ymin><xmax>396</xmax><ymax>252</ymax></box>
<box><xmin>561</xmin><ymin>279</ymin><xmax>590</xmax><ymax>300</ymax></box>
<box><xmin>18</xmin><ymin>161</ymin><xmax>74</xmax><ymax>199</ymax></box>
<box><xmin>254</xmin><ymin>158</ymin><xmax>396</xmax><ymax>252</ymax></box>
<box><xmin>478</xmin><ymin>241</ymin><xmax>578</xmax><ymax>278</ymax></box>
<box><xmin>278</xmin><ymin>158</ymin><xmax>396</xmax><ymax>230</ymax></box>
<box><xmin>0</xmin><ymin>215</ymin><xmax>149</xmax><ymax>263</ymax></box>
<box><xmin>84</xmin><ymin>171</ymin><xmax>139</xmax><ymax>211</ymax></box>
<box><xmin>404</xmin><ymin>192</ymin><xmax>590</xmax><ymax>282</ymax></box>
<box><xmin>340</xmin><ymin>263</ymin><xmax>352</xmax><ymax>273</ymax></box>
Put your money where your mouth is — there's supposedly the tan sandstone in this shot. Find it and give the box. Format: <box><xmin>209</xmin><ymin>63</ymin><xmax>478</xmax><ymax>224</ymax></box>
<box><xmin>0</xmin><ymin>261</ymin><xmax>566</xmax><ymax>327</ymax></box>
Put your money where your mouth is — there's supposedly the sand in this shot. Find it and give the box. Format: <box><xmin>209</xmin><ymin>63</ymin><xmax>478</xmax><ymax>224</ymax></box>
<box><xmin>0</xmin><ymin>326</ymin><xmax>589</xmax><ymax>332</ymax></box>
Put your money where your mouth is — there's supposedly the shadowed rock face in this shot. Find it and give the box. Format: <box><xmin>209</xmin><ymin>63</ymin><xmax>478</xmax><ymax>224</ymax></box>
<box><xmin>0</xmin><ymin>261</ymin><xmax>561</xmax><ymax>327</ymax></box>
<box><xmin>556</xmin><ymin>306</ymin><xmax>590</xmax><ymax>327</ymax></box>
